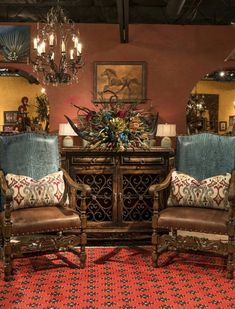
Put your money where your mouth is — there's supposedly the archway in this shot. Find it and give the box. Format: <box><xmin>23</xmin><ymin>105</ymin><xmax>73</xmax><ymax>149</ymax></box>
<box><xmin>186</xmin><ymin>68</ymin><xmax>235</xmax><ymax>135</ymax></box>
<box><xmin>0</xmin><ymin>67</ymin><xmax>49</xmax><ymax>132</ymax></box>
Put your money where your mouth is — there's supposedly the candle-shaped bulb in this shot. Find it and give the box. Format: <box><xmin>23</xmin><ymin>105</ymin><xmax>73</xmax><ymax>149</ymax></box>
<box><xmin>37</xmin><ymin>43</ymin><xmax>42</xmax><ymax>56</ymax></box>
<box><xmin>51</xmin><ymin>52</ymin><xmax>54</xmax><ymax>60</ymax></box>
<box><xmin>41</xmin><ymin>41</ymin><xmax>46</xmax><ymax>53</ymax></box>
<box><xmin>49</xmin><ymin>33</ymin><xmax>54</xmax><ymax>46</ymax></box>
<box><xmin>74</xmin><ymin>37</ymin><xmax>78</xmax><ymax>48</ymax></box>
<box><xmin>70</xmin><ymin>49</ymin><xmax>74</xmax><ymax>60</ymax></box>
<box><xmin>33</xmin><ymin>38</ymin><xmax>38</xmax><ymax>49</ymax></box>
<box><xmin>77</xmin><ymin>43</ymin><xmax>82</xmax><ymax>55</ymax></box>
<box><xmin>61</xmin><ymin>40</ymin><xmax>65</xmax><ymax>53</ymax></box>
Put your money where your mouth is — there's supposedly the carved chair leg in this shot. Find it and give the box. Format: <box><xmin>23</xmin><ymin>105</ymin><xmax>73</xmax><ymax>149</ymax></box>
<box><xmin>226</xmin><ymin>235</ymin><xmax>234</xmax><ymax>279</ymax></box>
<box><xmin>80</xmin><ymin>232</ymin><xmax>87</xmax><ymax>268</ymax></box>
<box><xmin>152</xmin><ymin>231</ymin><xmax>160</xmax><ymax>267</ymax></box>
<box><xmin>3</xmin><ymin>236</ymin><xmax>12</xmax><ymax>281</ymax></box>
<box><xmin>80</xmin><ymin>244</ymin><xmax>86</xmax><ymax>269</ymax></box>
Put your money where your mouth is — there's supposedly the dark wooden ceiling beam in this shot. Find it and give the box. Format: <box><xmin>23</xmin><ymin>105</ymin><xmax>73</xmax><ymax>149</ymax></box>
<box><xmin>116</xmin><ymin>0</ymin><xmax>129</xmax><ymax>43</ymax></box>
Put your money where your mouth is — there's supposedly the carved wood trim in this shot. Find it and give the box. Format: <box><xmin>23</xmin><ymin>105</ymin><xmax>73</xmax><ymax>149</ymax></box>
<box><xmin>11</xmin><ymin>234</ymin><xmax>82</xmax><ymax>257</ymax></box>
<box><xmin>158</xmin><ymin>234</ymin><xmax>228</xmax><ymax>256</ymax></box>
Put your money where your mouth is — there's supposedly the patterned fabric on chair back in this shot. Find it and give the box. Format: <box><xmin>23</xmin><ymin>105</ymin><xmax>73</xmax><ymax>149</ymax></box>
<box><xmin>176</xmin><ymin>133</ymin><xmax>235</xmax><ymax>181</ymax></box>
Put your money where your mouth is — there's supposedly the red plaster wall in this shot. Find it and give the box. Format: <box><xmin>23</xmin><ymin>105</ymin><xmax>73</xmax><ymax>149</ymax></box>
<box><xmin>2</xmin><ymin>23</ymin><xmax>235</xmax><ymax>134</ymax></box>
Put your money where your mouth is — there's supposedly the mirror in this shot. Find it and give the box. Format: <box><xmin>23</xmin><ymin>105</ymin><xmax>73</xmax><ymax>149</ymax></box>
<box><xmin>186</xmin><ymin>68</ymin><xmax>235</xmax><ymax>135</ymax></box>
<box><xmin>0</xmin><ymin>68</ymin><xmax>49</xmax><ymax>133</ymax></box>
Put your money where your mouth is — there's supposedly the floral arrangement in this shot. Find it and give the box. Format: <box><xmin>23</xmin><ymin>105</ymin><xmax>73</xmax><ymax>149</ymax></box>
<box><xmin>65</xmin><ymin>94</ymin><xmax>157</xmax><ymax>151</ymax></box>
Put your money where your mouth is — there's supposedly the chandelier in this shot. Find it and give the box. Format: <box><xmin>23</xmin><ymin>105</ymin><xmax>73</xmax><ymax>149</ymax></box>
<box><xmin>32</xmin><ymin>4</ymin><xmax>83</xmax><ymax>86</ymax></box>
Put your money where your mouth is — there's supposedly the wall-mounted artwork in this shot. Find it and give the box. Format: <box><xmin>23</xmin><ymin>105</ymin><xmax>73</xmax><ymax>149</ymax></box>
<box><xmin>219</xmin><ymin>121</ymin><xmax>227</xmax><ymax>131</ymax></box>
<box><xmin>4</xmin><ymin>111</ymin><xmax>18</xmax><ymax>124</ymax></box>
<box><xmin>93</xmin><ymin>61</ymin><xmax>147</xmax><ymax>103</ymax></box>
<box><xmin>0</xmin><ymin>25</ymin><xmax>30</xmax><ymax>63</ymax></box>
<box><xmin>229</xmin><ymin>115</ymin><xmax>235</xmax><ymax>126</ymax></box>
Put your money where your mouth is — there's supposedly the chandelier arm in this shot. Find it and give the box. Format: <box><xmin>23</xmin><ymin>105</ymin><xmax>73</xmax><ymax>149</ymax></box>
<box><xmin>32</xmin><ymin>4</ymin><xmax>83</xmax><ymax>85</ymax></box>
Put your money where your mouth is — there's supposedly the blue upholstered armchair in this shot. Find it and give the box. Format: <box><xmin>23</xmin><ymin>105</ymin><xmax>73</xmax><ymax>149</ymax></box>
<box><xmin>0</xmin><ymin>132</ymin><xmax>91</xmax><ymax>281</ymax></box>
<box><xmin>149</xmin><ymin>133</ymin><xmax>235</xmax><ymax>278</ymax></box>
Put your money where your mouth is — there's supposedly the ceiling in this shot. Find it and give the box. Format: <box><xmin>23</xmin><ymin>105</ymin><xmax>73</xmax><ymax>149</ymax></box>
<box><xmin>0</xmin><ymin>0</ymin><xmax>235</xmax><ymax>26</ymax></box>
<box><xmin>0</xmin><ymin>0</ymin><xmax>235</xmax><ymax>44</ymax></box>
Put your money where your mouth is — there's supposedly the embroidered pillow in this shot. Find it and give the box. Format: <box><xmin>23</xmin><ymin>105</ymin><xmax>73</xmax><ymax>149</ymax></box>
<box><xmin>167</xmin><ymin>171</ymin><xmax>231</xmax><ymax>210</ymax></box>
<box><xmin>6</xmin><ymin>171</ymin><xmax>65</xmax><ymax>210</ymax></box>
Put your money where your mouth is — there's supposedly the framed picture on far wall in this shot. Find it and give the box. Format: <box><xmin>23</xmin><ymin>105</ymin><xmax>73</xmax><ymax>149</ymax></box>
<box><xmin>4</xmin><ymin>111</ymin><xmax>18</xmax><ymax>124</ymax></box>
<box><xmin>93</xmin><ymin>61</ymin><xmax>147</xmax><ymax>103</ymax></box>
<box><xmin>219</xmin><ymin>121</ymin><xmax>227</xmax><ymax>131</ymax></box>
<box><xmin>0</xmin><ymin>25</ymin><xmax>30</xmax><ymax>63</ymax></box>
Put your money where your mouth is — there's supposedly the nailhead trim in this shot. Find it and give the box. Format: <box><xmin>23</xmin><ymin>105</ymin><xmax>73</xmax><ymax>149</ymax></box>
<box><xmin>13</xmin><ymin>226</ymin><xmax>80</xmax><ymax>237</ymax></box>
<box><xmin>159</xmin><ymin>226</ymin><xmax>225</xmax><ymax>235</ymax></box>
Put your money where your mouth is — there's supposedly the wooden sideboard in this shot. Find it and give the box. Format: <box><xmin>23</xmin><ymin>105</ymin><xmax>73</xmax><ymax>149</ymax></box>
<box><xmin>61</xmin><ymin>147</ymin><xmax>174</xmax><ymax>240</ymax></box>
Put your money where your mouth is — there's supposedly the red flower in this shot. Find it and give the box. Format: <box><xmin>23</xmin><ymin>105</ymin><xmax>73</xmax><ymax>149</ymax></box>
<box><xmin>116</xmin><ymin>110</ymin><xmax>127</xmax><ymax>118</ymax></box>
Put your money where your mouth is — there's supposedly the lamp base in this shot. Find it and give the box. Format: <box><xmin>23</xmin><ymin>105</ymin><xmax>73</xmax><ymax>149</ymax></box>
<box><xmin>63</xmin><ymin>136</ymin><xmax>73</xmax><ymax>147</ymax></box>
<box><xmin>161</xmin><ymin>136</ymin><xmax>172</xmax><ymax>148</ymax></box>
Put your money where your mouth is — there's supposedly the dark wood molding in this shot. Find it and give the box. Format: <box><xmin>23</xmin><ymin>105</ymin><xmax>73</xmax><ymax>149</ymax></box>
<box><xmin>116</xmin><ymin>0</ymin><xmax>129</xmax><ymax>43</ymax></box>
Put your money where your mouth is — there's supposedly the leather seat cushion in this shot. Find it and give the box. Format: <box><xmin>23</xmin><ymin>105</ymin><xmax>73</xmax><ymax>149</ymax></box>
<box><xmin>158</xmin><ymin>207</ymin><xmax>228</xmax><ymax>234</ymax></box>
<box><xmin>0</xmin><ymin>206</ymin><xmax>81</xmax><ymax>236</ymax></box>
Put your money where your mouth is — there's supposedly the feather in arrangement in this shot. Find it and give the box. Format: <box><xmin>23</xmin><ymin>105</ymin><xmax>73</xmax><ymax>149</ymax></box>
<box><xmin>65</xmin><ymin>92</ymin><xmax>158</xmax><ymax>151</ymax></box>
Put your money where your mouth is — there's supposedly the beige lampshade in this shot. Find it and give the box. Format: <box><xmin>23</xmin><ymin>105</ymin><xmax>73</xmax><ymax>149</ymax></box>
<box><xmin>156</xmin><ymin>124</ymin><xmax>176</xmax><ymax>137</ymax></box>
<box><xmin>59</xmin><ymin>123</ymin><xmax>77</xmax><ymax>136</ymax></box>
<box><xmin>59</xmin><ymin>123</ymin><xmax>77</xmax><ymax>147</ymax></box>
<box><xmin>156</xmin><ymin>124</ymin><xmax>176</xmax><ymax>148</ymax></box>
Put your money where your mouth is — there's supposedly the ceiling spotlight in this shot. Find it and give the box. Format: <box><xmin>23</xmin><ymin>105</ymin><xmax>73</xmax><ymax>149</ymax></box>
<box><xmin>219</xmin><ymin>71</ymin><xmax>225</xmax><ymax>77</ymax></box>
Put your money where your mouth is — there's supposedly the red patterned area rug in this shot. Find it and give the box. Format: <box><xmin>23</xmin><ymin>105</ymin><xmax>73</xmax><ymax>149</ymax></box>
<box><xmin>0</xmin><ymin>246</ymin><xmax>235</xmax><ymax>309</ymax></box>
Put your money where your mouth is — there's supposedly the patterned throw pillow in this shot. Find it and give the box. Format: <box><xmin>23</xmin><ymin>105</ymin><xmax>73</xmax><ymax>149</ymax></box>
<box><xmin>167</xmin><ymin>171</ymin><xmax>231</xmax><ymax>210</ymax></box>
<box><xmin>6</xmin><ymin>171</ymin><xmax>65</xmax><ymax>210</ymax></box>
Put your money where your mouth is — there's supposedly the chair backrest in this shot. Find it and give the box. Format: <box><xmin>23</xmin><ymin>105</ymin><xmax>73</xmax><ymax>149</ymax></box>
<box><xmin>0</xmin><ymin>132</ymin><xmax>60</xmax><ymax>180</ymax></box>
<box><xmin>176</xmin><ymin>133</ymin><xmax>235</xmax><ymax>181</ymax></box>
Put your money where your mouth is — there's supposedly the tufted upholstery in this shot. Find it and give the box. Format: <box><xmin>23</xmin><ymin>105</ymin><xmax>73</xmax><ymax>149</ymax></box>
<box><xmin>149</xmin><ymin>133</ymin><xmax>235</xmax><ymax>279</ymax></box>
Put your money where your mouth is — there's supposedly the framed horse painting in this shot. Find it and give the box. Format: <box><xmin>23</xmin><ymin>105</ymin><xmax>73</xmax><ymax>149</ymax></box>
<box><xmin>93</xmin><ymin>61</ymin><xmax>147</xmax><ymax>103</ymax></box>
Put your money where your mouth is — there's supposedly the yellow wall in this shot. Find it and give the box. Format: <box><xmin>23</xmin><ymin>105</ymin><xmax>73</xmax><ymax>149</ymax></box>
<box><xmin>193</xmin><ymin>80</ymin><xmax>235</xmax><ymax>133</ymax></box>
<box><xmin>0</xmin><ymin>76</ymin><xmax>42</xmax><ymax>131</ymax></box>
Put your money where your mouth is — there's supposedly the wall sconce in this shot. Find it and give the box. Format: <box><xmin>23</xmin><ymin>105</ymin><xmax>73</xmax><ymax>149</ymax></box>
<box><xmin>156</xmin><ymin>124</ymin><xmax>176</xmax><ymax>148</ymax></box>
<box><xmin>59</xmin><ymin>123</ymin><xmax>77</xmax><ymax>147</ymax></box>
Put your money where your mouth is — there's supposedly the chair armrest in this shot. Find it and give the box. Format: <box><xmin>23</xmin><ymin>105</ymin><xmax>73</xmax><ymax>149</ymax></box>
<box><xmin>149</xmin><ymin>169</ymin><xmax>174</xmax><ymax>196</ymax></box>
<box><xmin>228</xmin><ymin>170</ymin><xmax>235</xmax><ymax>209</ymax></box>
<box><xmin>0</xmin><ymin>170</ymin><xmax>13</xmax><ymax>205</ymax></box>
<box><xmin>61</xmin><ymin>168</ymin><xmax>91</xmax><ymax>196</ymax></box>
<box><xmin>61</xmin><ymin>168</ymin><xmax>91</xmax><ymax>212</ymax></box>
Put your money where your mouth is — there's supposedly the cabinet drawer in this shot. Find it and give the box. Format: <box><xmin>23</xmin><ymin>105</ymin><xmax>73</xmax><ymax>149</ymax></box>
<box><xmin>121</xmin><ymin>156</ymin><xmax>165</xmax><ymax>165</ymax></box>
<box><xmin>71</xmin><ymin>156</ymin><xmax>114</xmax><ymax>165</ymax></box>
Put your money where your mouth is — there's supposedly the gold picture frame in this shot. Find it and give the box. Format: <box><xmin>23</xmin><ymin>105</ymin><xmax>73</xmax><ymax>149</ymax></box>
<box><xmin>4</xmin><ymin>111</ymin><xmax>18</xmax><ymax>124</ymax></box>
<box><xmin>93</xmin><ymin>61</ymin><xmax>147</xmax><ymax>103</ymax></box>
<box><xmin>219</xmin><ymin>121</ymin><xmax>227</xmax><ymax>131</ymax></box>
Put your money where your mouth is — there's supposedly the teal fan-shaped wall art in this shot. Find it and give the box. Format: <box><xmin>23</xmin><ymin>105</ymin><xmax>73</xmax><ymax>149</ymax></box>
<box><xmin>0</xmin><ymin>25</ymin><xmax>30</xmax><ymax>63</ymax></box>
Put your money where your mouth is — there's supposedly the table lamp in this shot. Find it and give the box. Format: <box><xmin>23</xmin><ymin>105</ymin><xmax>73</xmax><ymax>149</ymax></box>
<box><xmin>59</xmin><ymin>123</ymin><xmax>77</xmax><ymax>147</ymax></box>
<box><xmin>156</xmin><ymin>123</ymin><xmax>176</xmax><ymax>148</ymax></box>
